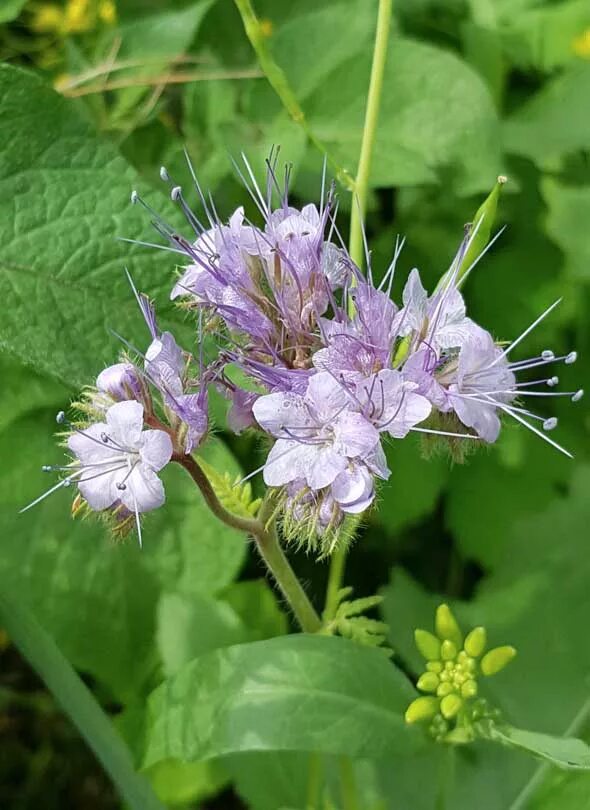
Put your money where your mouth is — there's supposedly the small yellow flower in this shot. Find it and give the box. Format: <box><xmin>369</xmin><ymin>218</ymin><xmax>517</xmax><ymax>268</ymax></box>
<box><xmin>63</xmin><ymin>0</ymin><xmax>92</xmax><ymax>34</ymax></box>
<box><xmin>572</xmin><ymin>28</ymin><xmax>590</xmax><ymax>59</ymax></box>
<box><xmin>31</xmin><ymin>4</ymin><xmax>64</xmax><ymax>33</ymax></box>
<box><xmin>98</xmin><ymin>0</ymin><xmax>117</xmax><ymax>25</ymax></box>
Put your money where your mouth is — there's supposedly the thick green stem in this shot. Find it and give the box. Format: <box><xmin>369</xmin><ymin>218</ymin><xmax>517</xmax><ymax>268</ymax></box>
<box><xmin>234</xmin><ymin>0</ymin><xmax>354</xmax><ymax>190</ymax></box>
<box><xmin>0</xmin><ymin>589</ymin><xmax>165</xmax><ymax>810</ymax></box>
<box><xmin>178</xmin><ymin>457</ymin><xmax>321</xmax><ymax>633</ymax></box>
<box><xmin>348</xmin><ymin>0</ymin><xmax>393</xmax><ymax>268</ymax></box>
<box><xmin>327</xmin><ymin>0</ymin><xmax>393</xmax><ymax>612</ymax></box>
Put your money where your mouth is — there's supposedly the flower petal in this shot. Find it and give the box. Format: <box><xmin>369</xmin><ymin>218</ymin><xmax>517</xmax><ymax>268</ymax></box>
<box><xmin>106</xmin><ymin>400</ymin><xmax>145</xmax><ymax>448</ymax></box>
<box><xmin>140</xmin><ymin>430</ymin><xmax>173</xmax><ymax>472</ymax></box>
<box><xmin>118</xmin><ymin>464</ymin><xmax>166</xmax><ymax>513</ymax></box>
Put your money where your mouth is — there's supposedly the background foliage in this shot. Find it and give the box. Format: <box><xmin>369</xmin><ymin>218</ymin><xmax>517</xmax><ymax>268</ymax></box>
<box><xmin>0</xmin><ymin>0</ymin><xmax>589</xmax><ymax>808</ymax></box>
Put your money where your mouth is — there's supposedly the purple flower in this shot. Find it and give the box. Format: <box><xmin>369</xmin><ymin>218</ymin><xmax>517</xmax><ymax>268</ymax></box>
<box><xmin>96</xmin><ymin>362</ymin><xmax>144</xmax><ymax>403</ymax></box>
<box><xmin>252</xmin><ymin>372</ymin><xmax>380</xmax><ymax>490</ymax></box>
<box><xmin>357</xmin><ymin>369</ymin><xmax>432</xmax><ymax>438</ymax></box>
<box><xmin>66</xmin><ymin>401</ymin><xmax>172</xmax><ymax>514</ymax></box>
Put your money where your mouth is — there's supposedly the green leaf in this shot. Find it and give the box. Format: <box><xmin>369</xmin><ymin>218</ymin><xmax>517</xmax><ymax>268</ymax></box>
<box><xmin>0</xmin><ymin>0</ymin><xmax>27</xmax><ymax>24</ymax></box>
<box><xmin>198</xmin><ymin>457</ymin><xmax>261</xmax><ymax>518</ymax></box>
<box><xmin>143</xmin><ymin>635</ymin><xmax>420</xmax><ymax>766</ymax></box>
<box><xmin>302</xmin><ymin>37</ymin><xmax>500</xmax><ymax>193</ymax></box>
<box><xmin>146</xmin><ymin>757</ymin><xmax>229</xmax><ymax>806</ymax></box>
<box><xmin>542</xmin><ymin>177</ymin><xmax>590</xmax><ymax>281</ymax></box>
<box><xmin>222</xmin><ymin>579</ymin><xmax>288</xmax><ymax>641</ymax></box>
<box><xmin>504</xmin><ymin>64</ymin><xmax>590</xmax><ymax>167</ymax></box>
<box><xmin>0</xmin><ymin>64</ymin><xmax>184</xmax><ymax>387</ymax></box>
<box><xmin>488</xmin><ymin>725</ymin><xmax>590</xmax><ymax>771</ymax></box>
<box><xmin>526</xmin><ymin>764</ymin><xmax>590</xmax><ymax>810</ymax></box>
<box><xmin>0</xmin><ymin>358</ymin><xmax>67</xmax><ymax>433</ymax></box>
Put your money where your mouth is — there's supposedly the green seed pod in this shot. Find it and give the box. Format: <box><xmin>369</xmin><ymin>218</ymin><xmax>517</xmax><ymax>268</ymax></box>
<box><xmin>441</xmin><ymin>639</ymin><xmax>458</xmax><ymax>661</ymax></box>
<box><xmin>461</xmin><ymin>679</ymin><xmax>478</xmax><ymax>699</ymax></box>
<box><xmin>405</xmin><ymin>696</ymin><xmax>439</xmax><ymax>724</ymax></box>
<box><xmin>481</xmin><ymin>645</ymin><xmax>517</xmax><ymax>676</ymax></box>
<box><xmin>417</xmin><ymin>672</ymin><xmax>440</xmax><ymax>693</ymax></box>
<box><xmin>464</xmin><ymin>626</ymin><xmax>487</xmax><ymax>658</ymax></box>
<box><xmin>440</xmin><ymin>693</ymin><xmax>463</xmax><ymax>720</ymax></box>
<box><xmin>427</xmin><ymin>661</ymin><xmax>443</xmax><ymax>674</ymax></box>
<box><xmin>435</xmin><ymin>175</ymin><xmax>507</xmax><ymax>293</ymax></box>
<box><xmin>435</xmin><ymin>604</ymin><xmax>463</xmax><ymax>648</ymax></box>
<box><xmin>415</xmin><ymin>629</ymin><xmax>442</xmax><ymax>661</ymax></box>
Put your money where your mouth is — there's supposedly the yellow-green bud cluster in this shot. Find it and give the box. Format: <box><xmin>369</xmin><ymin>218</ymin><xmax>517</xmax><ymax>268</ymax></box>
<box><xmin>405</xmin><ymin>603</ymin><xmax>516</xmax><ymax>742</ymax></box>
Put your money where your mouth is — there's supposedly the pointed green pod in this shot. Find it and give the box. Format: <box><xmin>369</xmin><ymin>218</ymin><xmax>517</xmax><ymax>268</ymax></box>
<box><xmin>417</xmin><ymin>672</ymin><xmax>440</xmax><ymax>693</ymax></box>
<box><xmin>464</xmin><ymin>626</ymin><xmax>487</xmax><ymax>658</ymax></box>
<box><xmin>435</xmin><ymin>175</ymin><xmax>507</xmax><ymax>292</ymax></box>
<box><xmin>440</xmin><ymin>639</ymin><xmax>458</xmax><ymax>661</ymax></box>
<box><xmin>481</xmin><ymin>645</ymin><xmax>517</xmax><ymax>676</ymax></box>
<box><xmin>440</xmin><ymin>693</ymin><xmax>463</xmax><ymax>720</ymax></box>
<box><xmin>435</xmin><ymin>604</ymin><xmax>463</xmax><ymax>648</ymax></box>
<box><xmin>405</xmin><ymin>696</ymin><xmax>439</xmax><ymax>724</ymax></box>
<box><xmin>415</xmin><ymin>629</ymin><xmax>441</xmax><ymax>661</ymax></box>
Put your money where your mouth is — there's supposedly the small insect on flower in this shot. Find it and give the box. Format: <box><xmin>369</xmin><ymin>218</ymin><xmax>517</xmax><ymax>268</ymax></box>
<box><xmin>22</xmin><ymin>401</ymin><xmax>173</xmax><ymax>546</ymax></box>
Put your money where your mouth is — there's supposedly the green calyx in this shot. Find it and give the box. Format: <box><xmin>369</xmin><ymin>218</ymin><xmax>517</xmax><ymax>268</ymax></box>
<box><xmin>406</xmin><ymin>603</ymin><xmax>516</xmax><ymax>744</ymax></box>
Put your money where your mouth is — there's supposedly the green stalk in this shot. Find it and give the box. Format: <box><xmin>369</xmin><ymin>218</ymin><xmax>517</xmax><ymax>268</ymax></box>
<box><xmin>348</xmin><ymin>0</ymin><xmax>393</xmax><ymax>268</ymax></box>
<box><xmin>234</xmin><ymin>0</ymin><xmax>354</xmax><ymax>190</ymax></box>
<box><xmin>326</xmin><ymin>0</ymin><xmax>394</xmax><ymax>613</ymax></box>
<box><xmin>0</xmin><ymin>588</ymin><xmax>165</xmax><ymax>810</ymax></box>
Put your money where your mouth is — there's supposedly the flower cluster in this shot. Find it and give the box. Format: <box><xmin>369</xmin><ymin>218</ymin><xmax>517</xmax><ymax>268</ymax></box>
<box><xmin>405</xmin><ymin>604</ymin><xmax>516</xmax><ymax>743</ymax></box>
<box><xmin>26</xmin><ymin>155</ymin><xmax>583</xmax><ymax>551</ymax></box>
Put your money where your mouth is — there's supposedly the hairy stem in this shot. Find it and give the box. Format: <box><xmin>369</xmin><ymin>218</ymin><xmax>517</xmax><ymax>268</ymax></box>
<box><xmin>0</xmin><ymin>589</ymin><xmax>165</xmax><ymax>810</ymax></box>
<box><xmin>348</xmin><ymin>0</ymin><xmax>393</xmax><ymax>268</ymax></box>
<box><xmin>327</xmin><ymin>0</ymin><xmax>394</xmax><ymax>612</ymax></box>
<box><xmin>177</xmin><ymin>456</ymin><xmax>321</xmax><ymax>633</ymax></box>
<box><xmin>234</xmin><ymin>0</ymin><xmax>354</xmax><ymax>191</ymax></box>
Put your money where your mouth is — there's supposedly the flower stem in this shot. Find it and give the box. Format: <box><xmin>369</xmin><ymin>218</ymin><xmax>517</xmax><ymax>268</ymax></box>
<box><xmin>0</xmin><ymin>588</ymin><xmax>166</xmax><ymax>810</ymax></box>
<box><xmin>177</xmin><ymin>456</ymin><xmax>321</xmax><ymax>633</ymax></box>
<box><xmin>233</xmin><ymin>0</ymin><xmax>354</xmax><ymax>191</ymax></box>
<box><xmin>327</xmin><ymin>0</ymin><xmax>393</xmax><ymax>612</ymax></box>
<box><xmin>348</xmin><ymin>0</ymin><xmax>393</xmax><ymax>268</ymax></box>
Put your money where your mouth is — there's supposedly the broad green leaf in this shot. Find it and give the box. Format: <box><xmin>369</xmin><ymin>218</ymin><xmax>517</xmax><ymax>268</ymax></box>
<box><xmin>504</xmin><ymin>64</ymin><xmax>590</xmax><ymax>166</ymax></box>
<box><xmin>542</xmin><ymin>177</ymin><xmax>590</xmax><ymax>281</ymax></box>
<box><xmin>0</xmin><ymin>64</ymin><xmax>185</xmax><ymax>387</ymax></box>
<box><xmin>143</xmin><ymin>635</ymin><xmax>420</xmax><ymax>766</ymax></box>
<box><xmin>527</xmin><ymin>763</ymin><xmax>590</xmax><ymax>810</ymax></box>
<box><xmin>488</xmin><ymin>725</ymin><xmax>590</xmax><ymax>770</ymax></box>
<box><xmin>301</xmin><ymin>37</ymin><xmax>500</xmax><ymax>193</ymax></box>
<box><xmin>0</xmin><ymin>0</ymin><xmax>27</xmax><ymax>24</ymax></box>
<box><xmin>142</xmin><ymin>440</ymin><xmax>247</xmax><ymax>598</ymax></box>
<box><xmin>0</xmin><ymin>358</ymin><xmax>67</xmax><ymax>433</ymax></box>
<box><xmin>146</xmin><ymin>757</ymin><xmax>229</xmax><ymax>806</ymax></box>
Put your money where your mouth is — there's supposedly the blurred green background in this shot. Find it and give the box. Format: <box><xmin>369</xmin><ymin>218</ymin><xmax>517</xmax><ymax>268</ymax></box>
<box><xmin>0</xmin><ymin>0</ymin><xmax>589</xmax><ymax>807</ymax></box>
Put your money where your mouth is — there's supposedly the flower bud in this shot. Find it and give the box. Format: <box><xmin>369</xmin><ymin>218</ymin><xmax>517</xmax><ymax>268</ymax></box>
<box><xmin>441</xmin><ymin>639</ymin><xmax>458</xmax><ymax>661</ymax></box>
<box><xmin>96</xmin><ymin>363</ymin><xmax>143</xmax><ymax>402</ymax></box>
<box><xmin>481</xmin><ymin>645</ymin><xmax>517</xmax><ymax>676</ymax></box>
<box><xmin>464</xmin><ymin>626</ymin><xmax>487</xmax><ymax>658</ymax></box>
<box><xmin>405</xmin><ymin>696</ymin><xmax>439</xmax><ymax>724</ymax></box>
<box><xmin>414</xmin><ymin>629</ymin><xmax>441</xmax><ymax>661</ymax></box>
<box><xmin>461</xmin><ymin>679</ymin><xmax>478</xmax><ymax>699</ymax></box>
<box><xmin>435</xmin><ymin>604</ymin><xmax>463</xmax><ymax>648</ymax></box>
<box><xmin>417</xmin><ymin>672</ymin><xmax>439</xmax><ymax>693</ymax></box>
<box><xmin>440</xmin><ymin>693</ymin><xmax>463</xmax><ymax>720</ymax></box>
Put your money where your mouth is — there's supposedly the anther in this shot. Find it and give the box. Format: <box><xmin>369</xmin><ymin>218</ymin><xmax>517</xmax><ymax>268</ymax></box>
<box><xmin>160</xmin><ymin>166</ymin><xmax>170</xmax><ymax>182</ymax></box>
<box><xmin>171</xmin><ymin>186</ymin><xmax>182</xmax><ymax>202</ymax></box>
<box><xmin>542</xmin><ymin>350</ymin><xmax>554</xmax><ymax>360</ymax></box>
<box><xmin>42</xmin><ymin>465</ymin><xmax>51</xmax><ymax>472</ymax></box>
<box><xmin>543</xmin><ymin>417</ymin><xmax>558</xmax><ymax>431</ymax></box>
<box><xmin>63</xmin><ymin>478</ymin><xmax>72</xmax><ymax>487</ymax></box>
<box><xmin>572</xmin><ymin>389</ymin><xmax>584</xmax><ymax>402</ymax></box>
<box><xmin>565</xmin><ymin>351</ymin><xmax>577</xmax><ymax>364</ymax></box>
<box><xmin>130</xmin><ymin>190</ymin><xmax>139</xmax><ymax>204</ymax></box>
<box><xmin>547</xmin><ymin>376</ymin><xmax>559</xmax><ymax>387</ymax></box>
<box><xmin>101</xmin><ymin>432</ymin><xmax>110</xmax><ymax>443</ymax></box>
<box><xmin>116</xmin><ymin>482</ymin><xmax>127</xmax><ymax>490</ymax></box>
<box><xmin>56</xmin><ymin>411</ymin><xmax>66</xmax><ymax>424</ymax></box>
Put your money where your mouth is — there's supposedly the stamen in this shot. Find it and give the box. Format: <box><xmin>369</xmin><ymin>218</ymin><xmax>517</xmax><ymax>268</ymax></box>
<box><xmin>543</xmin><ymin>417</ymin><xmax>558</xmax><ymax>431</ymax></box>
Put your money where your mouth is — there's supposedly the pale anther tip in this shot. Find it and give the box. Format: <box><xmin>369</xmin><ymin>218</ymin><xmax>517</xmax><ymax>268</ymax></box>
<box><xmin>497</xmin><ymin>174</ymin><xmax>508</xmax><ymax>185</ymax></box>
<box><xmin>130</xmin><ymin>190</ymin><xmax>139</xmax><ymax>204</ymax></box>
<box><xmin>565</xmin><ymin>351</ymin><xmax>577</xmax><ymax>364</ymax></box>
<box><xmin>572</xmin><ymin>389</ymin><xmax>584</xmax><ymax>402</ymax></box>
<box><xmin>542</xmin><ymin>350</ymin><xmax>554</xmax><ymax>360</ymax></box>
<box><xmin>56</xmin><ymin>410</ymin><xmax>66</xmax><ymax>424</ymax></box>
<box><xmin>159</xmin><ymin>166</ymin><xmax>169</xmax><ymax>181</ymax></box>
<box><xmin>543</xmin><ymin>417</ymin><xmax>557</xmax><ymax>431</ymax></box>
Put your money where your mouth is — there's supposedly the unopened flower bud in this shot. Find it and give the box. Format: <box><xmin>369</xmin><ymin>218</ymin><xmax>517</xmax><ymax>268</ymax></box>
<box><xmin>461</xmin><ymin>679</ymin><xmax>478</xmax><ymax>699</ymax></box>
<box><xmin>441</xmin><ymin>639</ymin><xmax>458</xmax><ymax>661</ymax></box>
<box><xmin>405</xmin><ymin>696</ymin><xmax>439</xmax><ymax>724</ymax></box>
<box><xmin>96</xmin><ymin>363</ymin><xmax>143</xmax><ymax>402</ymax></box>
<box><xmin>435</xmin><ymin>604</ymin><xmax>463</xmax><ymax>648</ymax></box>
<box><xmin>481</xmin><ymin>645</ymin><xmax>517</xmax><ymax>676</ymax></box>
<box><xmin>417</xmin><ymin>672</ymin><xmax>439</xmax><ymax>693</ymax></box>
<box><xmin>464</xmin><ymin>626</ymin><xmax>487</xmax><ymax>658</ymax></box>
<box><xmin>440</xmin><ymin>693</ymin><xmax>463</xmax><ymax>720</ymax></box>
<box><xmin>414</xmin><ymin>629</ymin><xmax>441</xmax><ymax>661</ymax></box>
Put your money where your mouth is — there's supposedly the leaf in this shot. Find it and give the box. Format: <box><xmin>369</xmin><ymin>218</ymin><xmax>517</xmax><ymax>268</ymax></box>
<box><xmin>143</xmin><ymin>634</ymin><xmax>420</xmax><ymax>766</ymax></box>
<box><xmin>301</xmin><ymin>37</ymin><xmax>500</xmax><ymax>193</ymax></box>
<box><xmin>488</xmin><ymin>725</ymin><xmax>590</xmax><ymax>771</ymax></box>
<box><xmin>222</xmin><ymin>579</ymin><xmax>288</xmax><ymax>641</ymax></box>
<box><xmin>146</xmin><ymin>757</ymin><xmax>229</xmax><ymax>806</ymax></box>
<box><xmin>527</xmin><ymin>765</ymin><xmax>590</xmax><ymax>810</ymax></box>
<box><xmin>0</xmin><ymin>64</ymin><xmax>185</xmax><ymax>387</ymax></box>
<box><xmin>198</xmin><ymin>457</ymin><xmax>261</xmax><ymax>518</ymax></box>
<box><xmin>0</xmin><ymin>0</ymin><xmax>27</xmax><ymax>24</ymax></box>
<box><xmin>542</xmin><ymin>177</ymin><xmax>590</xmax><ymax>281</ymax></box>
<box><xmin>0</xmin><ymin>357</ymin><xmax>67</xmax><ymax>433</ymax></box>
<box><xmin>504</xmin><ymin>64</ymin><xmax>590</xmax><ymax>167</ymax></box>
